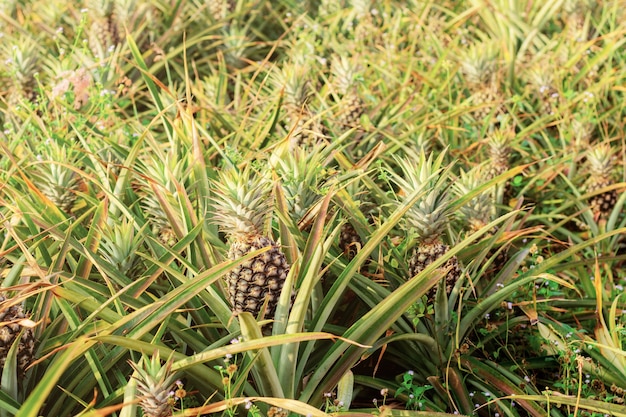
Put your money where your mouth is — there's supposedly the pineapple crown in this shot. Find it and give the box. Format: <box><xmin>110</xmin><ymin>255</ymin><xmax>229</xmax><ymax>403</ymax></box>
<box><xmin>330</xmin><ymin>55</ymin><xmax>362</xmax><ymax>95</ymax></box>
<box><xmin>453</xmin><ymin>167</ymin><xmax>493</xmax><ymax>231</ymax></box>
<box><xmin>563</xmin><ymin>0</ymin><xmax>594</xmax><ymax>14</ymax></box>
<box><xmin>271</xmin><ymin>64</ymin><xmax>312</xmax><ymax>112</ymax></box>
<box><xmin>586</xmin><ymin>143</ymin><xmax>614</xmax><ymax>180</ymax></box>
<box><xmin>570</xmin><ymin>116</ymin><xmax>594</xmax><ymax>145</ymax></box>
<box><xmin>390</xmin><ymin>150</ymin><xmax>452</xmax><ymax>242</ymax></box>
<box><xmin>460</xmin><ymin>42</ymin><xmax>498</xmax><ymax>86</ymax></box>
<box><xmin>211</xmin><ymin>163</ymin><xmax>273</xmax><ymax>239</ymax></box>
<box><xmin>85</xmin><ymin>0</ymin><xmax>115</xmax><ymax>17</ymax></box>
<box><xmin>273</xmin><ymin>147</ymin><xmax>327</xmax><ymax>221</ymax></box>
<box><xmin>524</xmin><ymin>57</ymin><xmax>557</xmax><ymax>93</ymax></box>
<box><xmin>487</xmin><ymin>127</ymin><xmax>513</xmax><ymax>162</ymax></box>
<box><xmin>2</xmin><ymin>39</ymin><xmax>40</xmax><ymax>85</ymax></box>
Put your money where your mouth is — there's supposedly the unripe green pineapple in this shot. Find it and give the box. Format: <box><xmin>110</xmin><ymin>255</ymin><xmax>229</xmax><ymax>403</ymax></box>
<box><xmin>460</xmin><ymin>42</ymin><xmax>503</xmax><ymax>122</ymax></box>
<box><xmin>330</xmin><ymin>55</ymin><xmax>365</xmax><ymax>131</ymax></box>
<box><xmin>585</xmin><ymin>144</ymin><xmax>618</xmax><ymax>218</ymax></box>
<box><xmin>211</xmin><ymin>165</ymin><xmax>291</xmax><ymax>320</ymax></box>
<box><xmin>0</xmin><ymin>295</ymin><xmax>36</xmax><ymax>380</ymax></box>
<box><xmin>85</xmin><ymin>0</ymin><xmax>121</xmax><ymax>59</ymax></box>
<box><xmin>390</xmin><ymin>151</ymin><xmax>461</xmax><ymax>302</ymax></box>
<box><xmin>129</xmin><ymin>352</ymin><xmax>178</xmax><ymax>417</ymax></box>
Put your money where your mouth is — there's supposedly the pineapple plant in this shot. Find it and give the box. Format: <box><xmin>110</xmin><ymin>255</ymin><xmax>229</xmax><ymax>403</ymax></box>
<box><xmin>0</xmin><ymin>295</ymin><xmax>36</xmax><ymax>380</ymax></box>
<box><xmin>330</xmin><ymin>55</ymin><xmax>366</xmax><ymax>131</ymax></box>
<box><xmin>129</xmin><ymin>352</ymin><xmax>178</xmax><ymax>417</ymax></box>
<box><xmin>85</xmin><ymin>0</ymin><xmax>121</xmax><ymax>60</ymax></box>
<box><xmin>390</xmin><ymin>151</ymin><xmax>461</xmax><ymax>302</ymax></box>
<box><xmin>211</xmin><ymin>164</ymin><xmax>291</xmax><ymax>321</ymax></box>
<box><xmin>460</xmin><ymin>42</ymin><xmax>503</xmax><ymax>122</ymax></box>
<box><xmin>585</xmin><ymin>143</ymin><xmax>618</xmax><ymax>219</ymax></box>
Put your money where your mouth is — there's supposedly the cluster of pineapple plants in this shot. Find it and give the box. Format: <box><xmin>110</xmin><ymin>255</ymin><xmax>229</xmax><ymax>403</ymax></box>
<box><xmin>1</xmin><ymin>0</ymin><xmax>625</xmax><ymax>416</ymax></box>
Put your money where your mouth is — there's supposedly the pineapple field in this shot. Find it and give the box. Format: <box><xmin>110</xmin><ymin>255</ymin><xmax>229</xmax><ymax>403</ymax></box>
<box><xmin>1</xmin><ymin>0</ymin><xmax>626</xmax><ymax>416</ymax></box>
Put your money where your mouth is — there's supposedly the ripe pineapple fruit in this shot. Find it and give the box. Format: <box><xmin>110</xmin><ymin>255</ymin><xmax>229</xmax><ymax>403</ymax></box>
<box><xmin>211</xmin><ymin>164</ymin><xmax>291</xmax><ymax>321</ymax></box>
<box><xmin>460</xmin><ymin>43</ymin><xmax>503</xmax><ymax>122</ymax></box>
<box><xmin>0</xmin><ymin>295</ymin><xmax>36</xmax><ymax>380</ymax></box>
<box><xmin>585</xmin><ymin>144</ymin><xmax>618</xmax><ymax>218</ymax></box>
<box><xmin>330</xmin><ymin>55</ymin><xmax>365</xmax><ymax>131</ymax></box>
<box><xmin>129</xmin><ymin>352</ymin><xmax>178</xmax><ymax>417</ymax></box>
<box><xmin>390</xmin><ymin>151</ymin><xmax>461</xmax><ymax>302</ymax></box>
<box><xmin>85</xmin><ymin>0</ymin><xmax>121</xmax><ymax>59</ymax></box>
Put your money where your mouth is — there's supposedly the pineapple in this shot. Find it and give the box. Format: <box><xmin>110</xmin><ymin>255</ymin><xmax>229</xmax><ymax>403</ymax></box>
<box><xmin>99</xmin><ymin>219</ymin><xmax>144</xmax><ymax>278</ymax></box>
<box><xmin>563</xmin><ymin>0</ymin><xmax>594</xmax><ymax>42</ymax></box>
<box><xmin>460</xmin><ymin>43</ymin><xmax>503</xmax><ymax>122</ymax></box>
<box><xmin>135</xmin><ymin>155</ymin><xmax>187</xmax><ymax>247</ymax></box>
<box><xmin>525</xmin><ymin>57</ymin><xmax>561</xmax><ymax>116</ymax></box>
<box><xmin>208</xmin><ymin>0</ymin><xmax>235</xmax><ymax>21</ymax></box>
<box><xmin>330</xmin><ymin>55</ymin><xmax>365</xmax><ymax>131</ymax></box>
<box><xmin>2</xmin><ymin>38</ymin><xmax>40</xmax><ymax>105</ymax></box>
<box><xmin>585</xmin><ymin>144</ymin><xmax>618</xmax><ymax>218</ymax></box>
<box><xmin>390</xmin><ymin>151</ymin><xmax>461</xmax><ymax>302</ymax></box>
<box><xmin>454</xmin><ymin>168</ymin><xmax>493</xmax><ymax>234</ymax></box>
<box><xmin>211</xmin><ymin>164</ymin><xmax>291</xmax><ymax>321</ymax></box>
<box><xmin>454</xmin><ymin>168</ymin><xmax>508</xmax><ymax>276</ymax></box>
<box><xmin>0</xmin><ymin>295</ymin><xmax>36</xmax><ymax>380</ymax></box>
<box><xmin>85</xmin><ymin>0</ymin><xmax>121</xmax><ymax>60</ymax></box>
<box><xmin>32</xmin><ymin>144</ymin><xmax>82</xmax><ymax>214</ymax></box>
<box><xmin>129</xmin><ymin>352</ymin><xmax>178</xmax><ymax>417</ymax></box>
<box><xmin>485</xmin><ymin>127</ymin><xmax>513</xmax><ymax>181</ymax></box>
<box><xmin>272</xmin><ymin>64</ymin><xmax>324</xmax><ymax>148</ymax></box>
<box><xmin>272</xmin><ymin>147</ymin><xmax>328</xmax><ymax>230</ymax></box>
